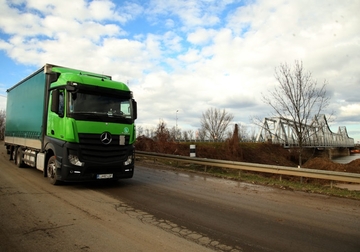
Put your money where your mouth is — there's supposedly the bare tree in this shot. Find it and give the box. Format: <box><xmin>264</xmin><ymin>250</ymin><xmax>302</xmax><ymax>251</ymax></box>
<box><xmin>170</xmin><ymin>126</ymin><xmax>181</xmax><ymax>141</ymax></box>
<box><xmin>249</xmin><ymin>127</ymin><xmax>257</xmax><ymax>142</ymax></box>
<box><xmin>197</xmin><ymin>128</ymin><xmax>206</xmax><ymax>141</ymax></box>
<box><xmin>187</xmin><ymin>129</ymin><xmax>194</xmax><ymax>141</ymax></box>
<box><xmin>177</xmin><ymin>130</ymin><xmax>195</xmax><ymax>141</ymax></box>
<box><xmin>182</xmin><ymin>130</ymin><xmax>189</xmax><ymax>141</ymax></box>
<box><xmin>200</xmin><ymin>107</ymin><xmax>234</xmax><ymax>141</ymax></box>
<box><xmin>145</xmin><ymin>128</ymin><xmax>150</xmax><ymax>138</ymax></box>
<box><xmin>137</xmin><ymin>125</ymin><xmax>144</xmax><ymax>137</ymax></box>
<box><xmin>262</xmin><ymin>60</ymin><xmax>330</xmax><ymax>165</ymax></box>
<box><xmin>169</xmin><ymin>126</ymin><xmax>176</xmax><ymax>140</ymax></box>
<box><xmin>144</xmin><ymin>127</ymin><xmax>156</xmax><ymax>139</ymax></box>
<box><xmin>237</xmin><ymin>123</ymin><xmax>249</xmax><ymax>141</ymax></box>
<box><xmin>154</xmin><ymin>120</ymin><xmax>171</xmax><ymax>142</ymax></box>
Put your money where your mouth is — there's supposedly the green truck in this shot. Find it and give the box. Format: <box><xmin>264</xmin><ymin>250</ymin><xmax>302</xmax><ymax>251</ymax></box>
<box><xmin>4</xmin><ymin>63</ymin><xmax>137</xmax><ymax>185</ymax></box>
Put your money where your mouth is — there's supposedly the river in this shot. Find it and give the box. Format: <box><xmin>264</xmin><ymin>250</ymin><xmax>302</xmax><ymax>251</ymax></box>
<box><xmin>332</xmin><ymin>153</ymin><xmax>360</xmax><ymax>164</ymax></box>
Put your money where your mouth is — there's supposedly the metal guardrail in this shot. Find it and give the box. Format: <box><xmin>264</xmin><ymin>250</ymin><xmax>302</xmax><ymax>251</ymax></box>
<box><xmin>136</xmin><ymin>151</ymin><xmax>360</xmax><ymax>184</ymax></box>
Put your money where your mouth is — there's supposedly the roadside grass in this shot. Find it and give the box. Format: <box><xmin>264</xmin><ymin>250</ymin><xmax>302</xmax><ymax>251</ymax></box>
<box><xmin>137</xmin><ymin>157</ymin><xmax>360</xmax><ymax>200</ymax></box>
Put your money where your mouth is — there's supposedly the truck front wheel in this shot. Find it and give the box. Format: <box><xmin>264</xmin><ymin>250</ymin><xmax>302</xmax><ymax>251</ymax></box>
<box><xmin>47</xmin><ymin>156</ymin><xmax>60</xmax><ymax>185</ymax></box>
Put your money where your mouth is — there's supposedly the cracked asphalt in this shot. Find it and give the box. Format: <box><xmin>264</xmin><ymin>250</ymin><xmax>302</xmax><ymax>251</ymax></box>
<box><xmin>114</xmin><ymin>202</ymin><xmax>239</xmax><ymax>251</ymax></box>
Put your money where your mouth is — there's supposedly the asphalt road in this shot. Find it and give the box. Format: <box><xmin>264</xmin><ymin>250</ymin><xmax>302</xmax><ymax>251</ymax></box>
<box><xmin>1</xmin><ymin>149</ymin><xmax>360</xmax><ymax>252</ymax></box>
<box><xmin>97</xmin><ymin>162</ymin><xmax>360</xmax><ymax>252</ymax></box>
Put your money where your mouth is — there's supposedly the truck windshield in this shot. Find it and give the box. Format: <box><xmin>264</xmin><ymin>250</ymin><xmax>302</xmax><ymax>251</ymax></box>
<box><xmin>69</xmin><ymin>92</ymin><xmax>132</xmax><ymax>119</ymax></box>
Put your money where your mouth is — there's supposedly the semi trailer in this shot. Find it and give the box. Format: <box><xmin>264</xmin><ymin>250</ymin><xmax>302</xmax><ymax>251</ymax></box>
<box><xmin>4</xmin><ymin>63</ymin><xmax>137</xmax><ymax>185</ymax></box>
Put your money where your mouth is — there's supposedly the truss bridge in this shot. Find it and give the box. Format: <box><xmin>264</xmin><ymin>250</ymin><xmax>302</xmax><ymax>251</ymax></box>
<box><xmin>256</xmin><ymin>115</ymin><xmax>354</xmax><ymax>148</ymax></box>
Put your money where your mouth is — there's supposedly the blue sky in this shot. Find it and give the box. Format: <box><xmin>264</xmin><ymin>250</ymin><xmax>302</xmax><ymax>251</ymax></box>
<box><xmin>0</xmin><ymin>0</ymin><xmax>359</xmax><ymax>143</ymax></box>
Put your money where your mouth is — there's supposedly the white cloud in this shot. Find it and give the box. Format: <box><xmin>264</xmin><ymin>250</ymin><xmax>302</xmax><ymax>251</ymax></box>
<box><xmin>0</xmin><ymin>0</ymin><xmax>359</xmax><ymax>141</ymax></box>
<box><xmin>160</xmin><ymin>31</ymin><xmax>184</xmax><ymax>55</ymax></box>
<box><xmin>88</xmin><ymin>0</ymin><xmax>117</xmax><ymax>21</ymax></box>
<box><xmin>187</xmin><ymin>28</ymin><xmax>217</xmax><ymax>45</ymax></box>
<box><xmin>339</xmin><ymin>104</ymin><xmax>360</xmax><ymax>119</ymax></box>
<box><xmin>0</xmin><ymin>3</ymin><xmax>42</xmax><ymax>36</ymax></box>
<box><xmin>177</xmin><ymin>49</ymin><xmax>201</xmax><ymax>63</ymax></box>
<box><xmin>146</xmin><ymin>0</ymin><xmax>228</xmax><ymax>29</ymax></box>
<box><xmin>0</xmin><ymin>40</ymin><xmax>11</xmax><ymax>51</ymax></box>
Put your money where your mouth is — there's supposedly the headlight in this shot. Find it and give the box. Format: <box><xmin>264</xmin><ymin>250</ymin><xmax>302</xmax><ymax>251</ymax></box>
<box><xmin>68</xmin><ymin>154</ymin><xmax>84</xmax><ymax>166</ymax></box>
<box><xmin>124</xmin><ymin>155</ymin><xmax>133</xmax><ymax>166</ymax></box>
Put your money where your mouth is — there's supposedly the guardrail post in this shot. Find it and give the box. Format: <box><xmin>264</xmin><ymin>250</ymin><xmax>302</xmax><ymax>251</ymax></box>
<box><xmin>190</xmin><ymin>145</ymin><xmax>196</xmax><ymax>157</ymax></box>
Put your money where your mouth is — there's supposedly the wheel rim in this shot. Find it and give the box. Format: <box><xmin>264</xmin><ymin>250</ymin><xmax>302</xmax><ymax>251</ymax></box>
<box><xmin>47</xmin><ymin>161</ymin><xmax>56</xmax><ymax>179</ymax></box>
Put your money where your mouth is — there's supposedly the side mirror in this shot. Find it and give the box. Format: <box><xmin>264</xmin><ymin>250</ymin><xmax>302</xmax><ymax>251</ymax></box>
<box><xmin>51</xmin><ymin>90</ymin><xmax>64</xmax><ymax>117</ymax></box>
<box><xmin>132</xmin><ymin>99</ymin><xmax>137</xmax><ymax>120</ymax></box>
<box><xmin>51</xmin><ymin>89</ymin><xmax>59</xmax><ymax>113</ymax></box>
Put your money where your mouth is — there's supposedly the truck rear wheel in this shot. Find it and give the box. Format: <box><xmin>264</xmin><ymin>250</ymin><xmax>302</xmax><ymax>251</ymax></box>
<box><xmin>15</xmin><ymin>147</ymin><xmax>24</xmax><ymax>168</ymax></box>
<box><xmin>47</xmin><ymin>156</ymin><xmax>60</xmax><ymax>185</ymax></box>
<box><xmin>9</xmin><ymin>146</ymin><xmax>14</xmax><ymax>161</ymax></box>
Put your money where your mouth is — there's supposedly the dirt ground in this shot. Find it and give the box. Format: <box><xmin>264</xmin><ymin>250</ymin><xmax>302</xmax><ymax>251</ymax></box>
<box><xmin>135</xmin><ymin>136</ymin><xmax>360</xmax><ymax>174</ymax></box>
<box><xmin>302</xmin><ymin>157</ymin><xmax>360</xmax><ymax>173</ymax></box>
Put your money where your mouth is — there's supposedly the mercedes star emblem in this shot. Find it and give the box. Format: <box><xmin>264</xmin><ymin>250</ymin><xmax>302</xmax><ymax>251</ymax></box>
<box><xmin>100</xmin><ymin>132</ymin><xmax>112</xmax><ymax>145</ymax></box>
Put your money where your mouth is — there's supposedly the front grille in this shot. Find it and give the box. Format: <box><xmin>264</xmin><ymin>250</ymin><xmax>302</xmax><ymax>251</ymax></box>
<box><xmin>78</xmin><ymin>133</ymin><xmax>131</xmax><ymax>164</ymax></box>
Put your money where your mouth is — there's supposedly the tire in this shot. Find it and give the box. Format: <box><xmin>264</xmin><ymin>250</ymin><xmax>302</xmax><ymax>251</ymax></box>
<box><xmin>9</xmin><ymin>146</ymin><xmax>14</xmax><ymax>161</ymax></box>
<box><xmin>15</xmin><ymin>147</ymin><xmax>24</xmax><ymax>168</ymax></box>
<box><xmin>47</xmin><ymin>156</ymin><xmax>60</xmax><ymax>185</ymax></box>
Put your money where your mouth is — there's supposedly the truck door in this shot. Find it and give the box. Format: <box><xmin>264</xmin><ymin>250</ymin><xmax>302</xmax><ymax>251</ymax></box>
<box><xmin>48</xmin><ymin>89</ymin><xmax>66</xmax><ymax>140</ymax></box>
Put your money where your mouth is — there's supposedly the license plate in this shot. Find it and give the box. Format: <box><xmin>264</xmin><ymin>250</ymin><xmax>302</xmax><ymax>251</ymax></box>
<box><xmin>96</xmin><ymin>174</ymin><xmax>113</xmax><ymax>179</ymax></box>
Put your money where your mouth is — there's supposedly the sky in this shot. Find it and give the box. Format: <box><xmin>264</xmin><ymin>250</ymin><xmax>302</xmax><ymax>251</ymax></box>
<box><xmin>0</xmin><ymin>0</ymin><xmax>359</xmax><ymax>143</ymax></box>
